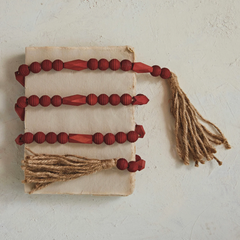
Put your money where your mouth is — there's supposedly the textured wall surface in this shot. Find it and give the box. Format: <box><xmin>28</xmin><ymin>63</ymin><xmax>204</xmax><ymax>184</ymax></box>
<box><xmin>1</xmin><ymin>0</ymin><xmax>240</xmax><ymax>239</ymax></box>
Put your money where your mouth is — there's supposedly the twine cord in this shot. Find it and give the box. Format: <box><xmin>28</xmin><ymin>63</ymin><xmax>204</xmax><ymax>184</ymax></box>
<box><xmin>22</xmin><ymin>147</ymin><xmax>117</xmax><ymax>193</ymax></box>
<box><xmin>168</xmin><ymin>73</ymin><xmax>231</xmax><ymax>166</ymax></box>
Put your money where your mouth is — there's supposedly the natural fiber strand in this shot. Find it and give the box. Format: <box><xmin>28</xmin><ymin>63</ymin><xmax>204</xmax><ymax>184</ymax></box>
<box><xmin>22</xmin><ymin>147</ymin><xmax>117</xmax><ymax>193</ymax></box>
<box><xmin>167</xmin><ymin>73</ymin><xmax>231</xmax><ymax>166</ymax></box>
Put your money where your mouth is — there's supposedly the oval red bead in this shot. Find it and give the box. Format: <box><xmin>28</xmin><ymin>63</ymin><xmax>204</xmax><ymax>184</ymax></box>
<box><xmin>57</xmin><ymin>132</ymin><xmax>68</xmax><ymax>144</ymax></box>
<box><xmin>34</xmin><ymin>132</ymin><xmax>45</xmax><ymax>144</ymax></box>
<box><xmin>93</xmin><ymin>132</ymin><xmax>104</xmax><ymax>144</ymax></box>
<box><xmin>29</xmin><ymin>62</ymin><xmax>41</xmax><ymax>73</ymax></box>
<box><xmin>87</xmin><ymin>58</ymin><xmax>98</xmax><ymax>70</ymax></box>
<box><xmin>41</xmin><ymin>60</ymin><xmax>52</xmax><ymax>71</ymax></box>
<box><xmin>151</xmin><ymin>65</ymin><xmax>162</xmax><ymax>77</ymax></box>
<box><xmin>46</xmin><ymin>132</ymin><xmax>57</xmax><ymax>144</ymax></box>
<box><xmin>160</xmin><ymin>68</ymin><xmax>171</xmax><ymax>79</ymax></box>
<box><xmin>109</xmin><ymin>59</ymin><xmax>120</xmax><ymax>71</ymax></box>
<box><xmin>39</xmin><ymin>95</ymin><xmax>51</xmax><ymax>107</ymax></box>
<box><xmin>28</xmin><ymin>95</ymin><xmax>39</xmax><ymax>107</ymax></box>
<box><xmin>135</xmin><ymin>154</ymin><xmax>141</xmax><ymax>161</ymax></box>
<box><xmin>86</xmin><ymin>94</ymin><xmax>98</xmax><ymax>105</ymax></box>
<box><xmin>17</xmin><ymin>96</ymin><xmax>28</xmax><ymax>108</ymax></box>
<box><xmin>127</xmin><ymin>131</ymin><xmax>138</xmax><ymax>143</ymax></box>
<box><xmin>121</xmin><ymin>94</ymin><xmax>132</xmax><ymax>105</ymax></box>
<box><xmin>98</xmin><ymin>59</ymin><xmax>109</xmax><ymax>71</ymax></box>
<box><xmin>52</xmin><ymin>60</ymin><xmax>63</xmax><ymax>71</ymax></box>
<box><xmin>109</xmin><ymin>94</ymin><xmax>120</xmax><ymax>106</ymax></box>
<box><xmin>104</xmin><ymin>133</ymin><xmax>115</xmax><ymax>145</ymax></box>
<box><xmin>22</xmin><ymin>132</ymin><xmax>34</xmax><ymax>144</ymax></box>
<box><xmin>121</xmin><ymin>60</ymin><xmax>132</xmax><ymax>71</ymax></box>
<box><xmin>117</xmin><ymin>158</ymin><xmax>128</xmax><ymax>170</ymax></box>
<box><xmin>128</xmin><ymin>161</ymin><xmax>139</xmax><ymax>172</ymax></box>
<box><xmin>18</xmin><ymin>64</ymin><xmax>30</xmax><ymax>76</ymax></box>
<box><xmin>51</xmin><ymin>95</ymin><xmax>62</xmax><ymax>107</ymax></box>
<box><xmin>98</xmin><ymin>94</ymin><xmax>109</xmax><ymax>105</ymax></box>
<box><xmin>115</xmin><ymin>132</ymin><xmax>127</xmax><ymax>144</ymax></box>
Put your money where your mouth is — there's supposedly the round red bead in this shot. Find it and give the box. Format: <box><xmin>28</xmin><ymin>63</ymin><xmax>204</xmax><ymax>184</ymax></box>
<box><xmin>109</xmin><ymin>59</ymin><xmax>120</xmax><ymax>71</ymax></box>
<box><xmin>160</xmin><ymin>68</ymin><xmax>171</xmax><ymax>79</ymax></box>
<box><xmin>29</xmin><ymin>62</ymin><xmax>41</xmax><ymax>73</ymax></box>
<box><xmin>98</xmin><ymin>94</ymin><xmax>109</xmax><ymax>105</ymax></box>
<box><xmin>22</xmin><ymin>132</ymin><xmax>34</xmax><ymax>144</ymax></box>
<box><xmin>121</xmin><ymin>60</ymin><xmax>132</xmax><ymax>71</ymax></box>
<box><xmin>39</xmin><ymin>95</ymin><xmax>51</xmax><ymax>107</ymax></box>
<box><xmin>151</xmin><ymin>65</ymin><xmax>162</xmax><ymax>77</ymax></box>
<box><xmin>52</xmin><ymin>60</ymin><xmax>63</xmax><ymax>71</ymax></box>
<box><xmin>115</xmin><ymin>132</ymin><xmax>127</xmax><ymax>144</ymax></box>
<box><xmin>93</xmin><ymin>132</ymin><xmax>104</xmax><ymax>144</ymax></box>
<box><xmin>28</xmin><ymin>95</ymin><xmax>39</xmax><ymax>107</ymax></box>
<box><xmin>17</xmin><ymin>96</ymin><xmax>28</xmax><ymax>108</ymax></box>
<box><xmin>34</xmin><ymin>132</ymin><xmax>45</xmax><ymax>144</ymax></box>
<box><xmin>135</xmin><ymin>154</ymin><xmax>141</xmax><ymax>161</ymax></box>
<box><xmin>109</xmin><ymin>94</ymin><xmax>120</xmax><ymax>106</ymax></box>
<box><xmin>127</xmin><ymin>131</ymin><xmax>138</xmax><ymax>143</ymax></box>
<box><xmin>128</xmin><ymin>161</ymin><xmax>139</xmax><ymax>172</ymax></box>
<box><xmin>104</xmin><ymin>133</ymin><xmax>115</xmax><ymax>145</ymax></box>
<box><xmin>46</xmin><ymin>132</ymin><xmax>57</xmax><ymax>144</ymax></box>
<box><xmin>117</xmin><ymin>158</ymin><xmax>128</xmax><ymax>170</ymax></box>
<box><xmin>121</xmin><ymin>94</ymin><xmax>132</xmax><ymax>105</ymax></box>
<box><xmin>51</xmin><ymin>95</ymin><xmax>62</xmax><ymax>107</ymax></box>
<box><xmin>98</xmin><ymin>59</ymin><xmax>109</xmax><ymax>71</ymax></box>
<box><xmin>87</xmin><ymin>58</ymin><xmax>98</xmax><ymax>70</ymax></box>
<box><xmin>41</xmin><ymin>60</ymin><xmax>52</xmax><ymax>71</ymax></box>
<box><xmin>57</xmin><ymin>132</ymin><xmax>68</xmax><ymax>144</ymax></box>
<box><xmin>86</xmin><ymin>94</ymin><xmax>98</xmax><ymax>105</ymax></box>
<box><xmin>18</xmin><ymin>64</ymin><xmax>30</xmax><ymax>76</ymax></box>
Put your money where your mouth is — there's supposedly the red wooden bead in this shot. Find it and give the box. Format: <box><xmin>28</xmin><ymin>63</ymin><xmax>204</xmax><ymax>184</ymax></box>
<box><xmin>29</xmin><ymin>62</ymin><xmax>41</xmax><ymax>73</ymax></box>
<box><xmin>57</xmin><ymin>132</ymin><xmax>68</xmax><ymax>144</ymax></box>
<box><xmin>121</xmin><ymin>60</ymin><xmax>132</xmax><ymax>71</ymax></box>
<box><xmin>132</xmin><ymin>94</ymin><xmax>149</xmax><ymax>105</ymax></box>
<box><xmin>51</xmin><ymin>95</ymin><xmax>62</xmax><ymax>107</ymax></box>
<box><xmin>109</xmin><ymin>59</ymin><xmax>120</xmax><ymax>71</ymax></box>
<box><xmin>41</xmin><ymin>60</ymin><xmax>52</xmax><ymax>71</ymax></box>
<box><xmin>52</xmin><ymin>60</ymin><xmax>63</xmax><ymax>71</ymax></box>
<box><xmin>46</xmin><ymin>132</ymin><xmax>57</xmax><ymax>144</ymax></box>
<box><xmin>86</xmin><ymin>94</ymin><xmax>98</xmax><ymax>105</ymax></box>
<box><xmin>136</xmin><ymin>155</ymin><xmax>141</xmax><ymax>161</ymax></box>
<box><xmin>68</xmin><ymin>134</ymin><xmax>92</xmax><ymax>144</ymax></box>
<box><xmin>93</xmin><ymin>132</ymin><xmax>104</xmax><ymax>144</ymax></box>
<box><xmin>22</xmin><ymin>132</ymin><xmax>34</xmax><ymax>144</ymax></box>
<box><xmin>127</xmin><ymin>131</ymin><xmax>138</xmax><ymax>143</ymax></box>
<box><xmin>160</xmin><ymin>68</ymin><xmax>171</xmax><ymax>79</ymax></box>
<box><xmin>15</xmin><ymin>71</ymin><xmax>25</xmax><ymax>86</ymax></box>
<box><xmin>34</xmin><ymin>132</ymin><xmax>45</xmax><ymax>144</ymax></box>
<box><xmin>109</xmin><ymin>94</ymin><xmax>120</xmax><ymax>106</ymax></box>
<box><xmin>28</xmin><ymin>95</ymin><xmax>39</xmax><ymax>107</ymax></box>
<box><xmin>117</xmin><ymin>158</ymin><xmax>128</xmax><ymax>170</ymax></box>
<box><xmin>151</xmin><ymin>65</ymin><xmax>162</xmax><ymax>77</ymax></box>
<box><xmin>17</xmin><ymin>96</ymin><xmax>28</xmax><ymax>108</ymax></box>
<box><xmin>115</xmin><ymin>132</ymin><xmax>127</xmax><ymax>144</ymax></box>
<box><xmin>98</xmin><ymin>59</ymin><xmax>109</xmax><ymax>71</ymax></box>
<box><xmin>121</xmin><ymin>94</ymin><xmax>132</xmax><ymax>105</ymax></box>
<box><xmin>87</xmin><ymin>58</ymin><xmax>98</xmax><ymax>70</ymax></box>
<box><xmin>62</xmin><ymin>95</ymin><xmax>86</xmax><ymax>106</ymax></box>
<box><xmin>132</xmin><ymin>62</ymin><xmax>153</xmax><ymax>73</ymax></box>
<box><xmin>39</xmin><ymin>95</ymin><xmax>51</xmax><ymax>107</ymax></box>
<box><xmin>98</xmin><ymin>94</ymin><xmax>109</xmax><ymax>105</ymax></box>
<box><xmin>137</xmin><ymin>159</ymin><xmax>146</xmax><ymax>171</ymax></box>
<box><xmin>64</xmin><ymin>60</ymin><xmax>88</xmax><ymax>71</ymax></box>
<box><xmin>135</xmin><ymin>124</ymin><xmax>145</xmax><ymax>138</ymax></box>
<box><xmin>15</xmin><ymin>104</ymin><xmax>25</xmax><ymax>121</ymax></box>
<box><xmin>128</xmin><ymin>161</ymin><xmax>139</xmax><ymax>172</ymax></box>
<box><xmin>15</xmin><ymin>134</ymin><xmax>24</xmax><ymax>145</ymax></box>
<box><xmin>104</xmin><ymin>133</ymin><xmax>115</xmax><ymax>145</ymax></box>
<box><xmin>18</xmin><ymin>64</ymin><xmax>30</xmax><ymax>76</ymax></box>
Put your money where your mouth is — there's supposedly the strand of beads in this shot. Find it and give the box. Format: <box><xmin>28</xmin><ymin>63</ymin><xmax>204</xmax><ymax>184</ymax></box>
<box><xmin>116</xmin><ymin>155</ymin><xmax>145</xmax><ymax>172</ymax></box>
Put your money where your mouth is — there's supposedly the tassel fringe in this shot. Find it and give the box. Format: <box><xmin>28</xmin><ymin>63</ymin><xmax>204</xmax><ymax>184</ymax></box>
<box><xmin>168</xmin><ymin>73</ymin><xmax>231</xmax><ymax>166</ymax></box>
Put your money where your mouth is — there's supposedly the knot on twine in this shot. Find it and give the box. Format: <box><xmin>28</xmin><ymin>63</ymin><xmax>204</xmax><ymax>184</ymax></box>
<box><xmin>22</xmin><ymin>148</ymin><xmax>117</xmax><ymax>193</ymax></box>
<box><xmin>167</xmin><ymin>73</ymin><xmax>231</xmax><ymax>167</ymax></box>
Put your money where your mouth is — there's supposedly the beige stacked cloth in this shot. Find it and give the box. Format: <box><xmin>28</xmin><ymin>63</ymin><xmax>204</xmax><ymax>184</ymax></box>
<box><xmin>24</xmin><ymin>46</ymin><xmax>136</xmax><ymax>195</ymax></box>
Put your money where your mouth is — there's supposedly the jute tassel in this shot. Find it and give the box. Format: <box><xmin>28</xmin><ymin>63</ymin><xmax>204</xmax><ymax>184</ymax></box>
<box><xmin>22</xmin><ymin>148</ymin><xmax>117</xmax><ymax>194</ymax></box>
<box><xmin>168</xmin><ymin>73</ymin><xmax>231</xmax><ymax>167</ymax></box>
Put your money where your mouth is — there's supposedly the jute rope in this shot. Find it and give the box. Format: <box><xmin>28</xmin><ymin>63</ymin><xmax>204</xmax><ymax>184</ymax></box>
<box><xmin>22</xmin><ymin>147</ymin><xmax>117</xmax><ymax>193</ymax></box>
<box><xmin>168</xmin><ymin>73</ymin><xmax>231</xmax><ymax>166</ymax></box>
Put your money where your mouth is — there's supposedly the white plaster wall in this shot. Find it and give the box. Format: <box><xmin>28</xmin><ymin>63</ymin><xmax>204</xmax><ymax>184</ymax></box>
<box><xmin>0</xmin><ymin>0</ymin><xmax>240</xmax><ymax>239</ymax></box>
